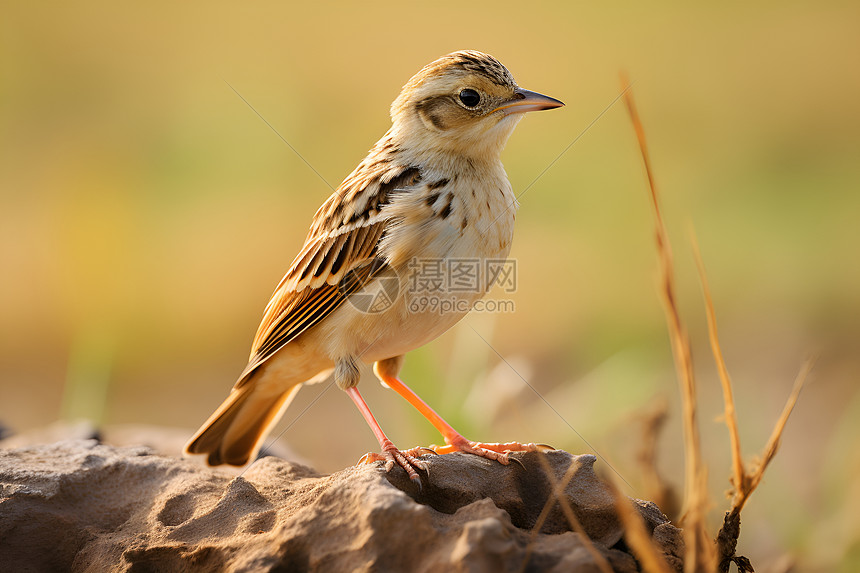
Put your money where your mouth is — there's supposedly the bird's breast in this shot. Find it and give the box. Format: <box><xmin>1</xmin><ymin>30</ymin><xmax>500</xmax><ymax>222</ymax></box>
<box><xmin>380</xmin><ymin>163</ymin><xmax>517</xmax><ymax>269</ymax></box>
<box><xmin>309</xmin><ymin>161</ymin><xmax>520</xmax><ymax>365</ymax></box>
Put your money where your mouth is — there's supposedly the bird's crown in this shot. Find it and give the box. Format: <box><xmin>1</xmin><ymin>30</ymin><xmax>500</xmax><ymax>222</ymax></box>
<box><xmin>402</xmin><ymin>50</ymin><xmax>516</xmax><ymax>93</ymax></box>
<box><xmin>390</xmin><ymin>51</ymin><xmax>517</xmax><ymax>123</ymax></box>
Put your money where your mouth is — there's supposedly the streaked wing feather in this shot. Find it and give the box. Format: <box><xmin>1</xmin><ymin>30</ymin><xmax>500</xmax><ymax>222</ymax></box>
<box><xmin>238</xmin><ymin>262</ymin><xmax>380</xmax><ymax>383</ymax></box>
<box><xmin>238</xmin><ymin>164</ymin><xmax>421</xmax><ymax>384</ymax></box>
<box><xmin>250</xmin><ymin>223</ymin><xmax>384</xmax><ymax>354</ymax></box>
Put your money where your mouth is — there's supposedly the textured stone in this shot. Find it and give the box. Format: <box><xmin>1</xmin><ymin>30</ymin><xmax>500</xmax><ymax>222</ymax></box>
<box><xmin>0</xmin><ymin>439</ymin><xmax>683</xmax><ymax>572</ymax></box>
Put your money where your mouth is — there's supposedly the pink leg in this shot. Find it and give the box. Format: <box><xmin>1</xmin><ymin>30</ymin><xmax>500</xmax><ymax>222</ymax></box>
<box><xmin>345</xmin><ymin>386</ymin><xmax>428</xmax><ymax>482</ymax></box>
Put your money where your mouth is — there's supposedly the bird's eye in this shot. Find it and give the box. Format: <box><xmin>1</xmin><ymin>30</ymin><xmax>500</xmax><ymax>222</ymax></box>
<box><xmin>458</xmin><ymin>89</ymin><xmax>480</xmax><ymax>108</ymax></box>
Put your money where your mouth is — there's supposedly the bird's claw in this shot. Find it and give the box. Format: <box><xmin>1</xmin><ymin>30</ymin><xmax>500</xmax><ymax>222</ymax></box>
<box><xmin>402</xmin><ymin>446</ymin><xmax>439</xmax><ymax>457</ymax></box>
<box><xmin>357</xmin><ymin>445</ymin><xmax>430</xmax><ymax>486</ymax></box>
<box><xmin>431</xmin><ymin>438</ymin><xmax>549</xmax><ymax>465</ymax></box>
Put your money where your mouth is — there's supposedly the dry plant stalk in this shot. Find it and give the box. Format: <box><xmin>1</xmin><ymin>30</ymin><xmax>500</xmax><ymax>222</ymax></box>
<box><xmin>519</xmin><ymin>454</ymin><xmax>614</xmax><ymax>573</ymax></box>
<box><xmin>741</xmin><ymin>360</ymin><xmax>810</xmax><ymax>510</ymax></box>
<box><xmin>694</xmin><ymin>234</ymin><xmax>814</xmax><ymax>514</ymax></box>
<box><xmin>605</xmin><ymin>477</ymin><xmax>674</xmax><ymax>573</ymax></box>
<box><xmin>696</xmin><ymin>245</ymin><xmax>812</xmax><ymax>571</ymax></box>
<box><xmin>622</xmin><ymin>75</ymin><xmax>812</xmax><ymax>572</ymax></box>
<box><xmin>620</xmin><ymin>74</ymin><xmax>714</xmax><ymax>573</ymax></box>
<box><xmin>637</xmin><ymin>398</ymin><xmax>680</xmax><ymax>522</ymax></box>
<box><xmin>690</xmin><ymin>235</ymin><xmax>747</xmax><ymax>501</ymax></box>
<box><xmin>691</xmin><ymin>231</ymin><xmax>813</xmax><ymax>572</ymax></box>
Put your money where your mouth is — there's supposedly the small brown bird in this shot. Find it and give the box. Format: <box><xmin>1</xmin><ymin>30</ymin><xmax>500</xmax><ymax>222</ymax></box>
<box><xmin>185</xmin><ymin>50</ymin><xmax>563</xmax><ymax>481</ymax></box>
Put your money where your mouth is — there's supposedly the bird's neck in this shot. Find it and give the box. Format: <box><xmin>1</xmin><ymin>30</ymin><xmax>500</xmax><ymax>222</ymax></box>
<box><xmin>380</xmin><ymin>127</ymin><xmax>505</xmax><ymax>178</ymax></box>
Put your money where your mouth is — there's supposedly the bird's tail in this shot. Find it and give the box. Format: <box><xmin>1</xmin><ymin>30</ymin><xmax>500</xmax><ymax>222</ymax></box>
<box><xmin>184</xmin><ymin>381</ymin><xmax>301</xmax><ymax>466</ymax></box>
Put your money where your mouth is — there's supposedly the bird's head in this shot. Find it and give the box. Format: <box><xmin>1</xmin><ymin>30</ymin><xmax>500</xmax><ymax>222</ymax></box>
<box><xmin>389</xmin><ymin>50</ymin><xmax>563</xmax><ymax>161</ymax></box>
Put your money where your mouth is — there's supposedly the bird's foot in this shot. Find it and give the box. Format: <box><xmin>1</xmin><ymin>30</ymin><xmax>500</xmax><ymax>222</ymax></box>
<box><xmin>431</xmin><ymin>435</ymin><xmax>555</xmax><ymax>464</ymax></box>
<box><xmin>357</xmin><ymin>441</ymin><xmax>434</xmax><ymax>484</ymax></box>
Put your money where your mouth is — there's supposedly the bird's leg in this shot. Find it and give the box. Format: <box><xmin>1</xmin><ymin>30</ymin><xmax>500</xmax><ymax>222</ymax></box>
<box><xmin>344</xmin><ymin>386</ymin><xmax>427</xmax><ymax>483</ymax></box>
<box><xmin>373</xmin><ymin>358</ymin><xmax>545</xmax><ymax>464</ymax></box>
<box><xmin>336</xmin><ymin>357</ymin><xmax>427</xmax><ymax>481</ymax></box>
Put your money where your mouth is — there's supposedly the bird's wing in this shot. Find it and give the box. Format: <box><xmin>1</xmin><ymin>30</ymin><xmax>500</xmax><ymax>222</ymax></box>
<box><xmin>236</xmin><ymin>165</ymin><xmax>421</xmax><ymax>384</ymax></box>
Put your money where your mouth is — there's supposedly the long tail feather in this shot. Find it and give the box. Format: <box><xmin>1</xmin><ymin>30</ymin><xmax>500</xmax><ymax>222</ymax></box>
<box><xmin>184</xmin><ymin>383</ymin><xmax>300</xmax><ymax>466</ymax></box>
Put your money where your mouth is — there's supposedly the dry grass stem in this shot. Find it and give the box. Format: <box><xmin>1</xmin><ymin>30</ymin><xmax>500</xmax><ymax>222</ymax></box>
<box><xmin>687</xmin><ymin>155</ymin><xmax>812</xmax><ymax>572</ymax></box>
<box><xmin>621</xmin><ymin>74</ymin><xmax>714</xmax><ymax>572</ymax></box>
<box><xmin>637</xmin><ymin>398</ymin><xmax>680</xmax><ymax>521</ymax></box>
<box><xmin>736</xmin><ymin>358</ymin><xmax>812</xmax><ymax>513</ymax></box>
<box><xmin>519</xmin><ymin>454</ymin><xmax>614</xmax><ymax>573</ymax></box>
<box><xmin>690</xmin><ymin>232</ymin><xmax>747</xmax><ymax>504</ymax></box>
<box><xmin>714</xmin><ymin>362</ymin><xmax>810</xmax><ymax>572</ymax></box>
<box><xmin>620</xmin><ymin>71</ymin><xmax>811</xmax><ymax>572</ymax></box>
<box><xmin>606</xmin><ymin>477</ymin><xmax>675</xmax><ymax>573</ymax></box>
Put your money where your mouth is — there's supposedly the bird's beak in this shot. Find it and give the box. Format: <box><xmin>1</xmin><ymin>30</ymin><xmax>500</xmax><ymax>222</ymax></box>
<box><xmin>492</xmin><ymin>88</ymin><xmax>564</xmax><ymax>116</ymax></box>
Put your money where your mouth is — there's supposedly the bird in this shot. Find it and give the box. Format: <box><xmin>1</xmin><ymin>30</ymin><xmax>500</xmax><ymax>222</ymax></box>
<box><xmin>185</xmin><ymin>50</ymin><xmax>563</xmax><ymax>482</ymax></box>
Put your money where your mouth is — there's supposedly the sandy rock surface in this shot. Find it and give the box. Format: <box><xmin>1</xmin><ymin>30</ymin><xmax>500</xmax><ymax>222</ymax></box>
<box><xmin>0</xmin><ymin>439</ymin><xmax>683</xmax><ymax>572</ymax></box>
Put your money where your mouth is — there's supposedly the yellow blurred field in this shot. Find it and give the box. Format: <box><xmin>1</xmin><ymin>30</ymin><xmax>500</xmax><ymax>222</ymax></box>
<box><xmin>1</xmin><ymin>2</ymin><xmax>858</xmax><ymax>570</ymax></box>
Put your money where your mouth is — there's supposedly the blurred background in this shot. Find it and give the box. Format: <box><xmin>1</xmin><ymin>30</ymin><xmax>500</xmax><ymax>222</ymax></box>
<box><xmin>2</xmin><ymin>2</ymin><xmax>858</xmax><ymax>570</ymax></box>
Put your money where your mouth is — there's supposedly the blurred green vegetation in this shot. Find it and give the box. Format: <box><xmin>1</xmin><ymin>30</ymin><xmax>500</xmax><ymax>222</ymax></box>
<box><xmin>1</xmin><ymin>2</ymin><xmax>858</xmax><ymax>570</ymax></box>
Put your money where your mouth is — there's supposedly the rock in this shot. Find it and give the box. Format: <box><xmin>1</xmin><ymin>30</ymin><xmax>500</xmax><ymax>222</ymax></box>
<box><xmin>0</xmin><ymin>420</ymin><xmax>303</xmax><ymax>465</ymax></box>
<box><xmin>0</xmin><ymin>440</ymin><xmax>683</xmax><ymax>572</ymax></box>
